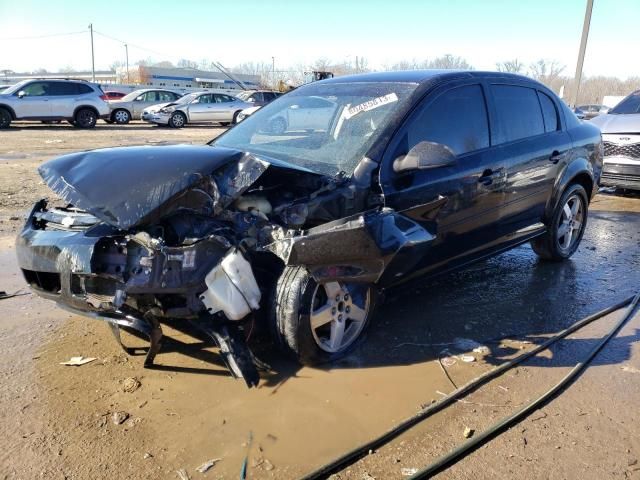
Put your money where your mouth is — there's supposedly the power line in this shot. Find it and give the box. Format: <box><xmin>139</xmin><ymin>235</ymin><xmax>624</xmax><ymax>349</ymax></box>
<box><xmin>0</xmin><ymin>30</ymin><xmax>87</xmax><ymax>41</ymax></box>
<box><xmin>93</xmin><ymin>29</ymin><xmax>179</xmax><ymax>60</ymax></box>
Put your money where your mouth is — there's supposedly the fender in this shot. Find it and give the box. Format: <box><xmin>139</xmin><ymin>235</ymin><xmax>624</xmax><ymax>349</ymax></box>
<box><xmin>0</xmin><ymin>103</ymin><xmax>17</xmax><ymax>119</ymax></box>
<box><xmin>544</xmin><ymin>154</ymin><xmax>595</xmax><ymax>223</ymax></box>
<box><xmin>72</xmin><ymin>105</ymin><xmax>99</xmax><ymax>118</ymax></box>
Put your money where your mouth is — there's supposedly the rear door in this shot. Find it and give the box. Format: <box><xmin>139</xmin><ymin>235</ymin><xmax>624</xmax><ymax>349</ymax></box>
<box><xmin>210</xmin><ymin>94</ymin><xmax>241</xmax><ymax>122</ymax></box>
<box><xmin>48</xmin><ymin>81</ymin><xmax>85</xmax><ymax>117</ymax></box>
<box><xmin>380</xmin><ymin>82</ymin><xmax>506</xmax><ymax>278</ymax></box>
<box><xmin>487</xmin><ymin>83</ymin><xmax>570</xmax><ymax>234</ymax></box>
<box><xmin>13</xmin><ymin>81</ymin><xmax>52</xmax><ymax>118</ymax></box>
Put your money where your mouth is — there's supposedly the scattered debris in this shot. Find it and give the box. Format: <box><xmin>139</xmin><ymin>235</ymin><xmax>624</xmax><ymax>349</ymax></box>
<box><xmin>463</xmin><ymin>427</ymin><xmax>474</xmax><ymax>438</ymax></box>
<box><xmin>60</xmin><ymin>356</ymin><xmax>96</xmax><ymax>366</ymax></box>
<box><xmin>362</xmin><ymin>472</ymin><xmax>375</xmax><ymax>480</ymax></box>
<box><xmin>112</xmin><ymin>411</ymin><xmax>129</xmax><ymax>425</ymax></box>
<box><xmin>143</xmin><ymin>452</ymin><xmax>153</xmax><ymax>459</ymax></box>
<box><xmin>176</xmin><ymin>469</ymin><xmax>190</xmax><ymax>480</ymax></box>
<box><xmin>263</xmin><ymin>459</ymin><xmax>275</xmax><ymax>471</ymax></box>
<box><xmin>196</xmin><ymin>458</ymin><xmax>221</xmax><ymax>473</ymax></box>
<box><xmin>401</xmin><ymin>467</ymin><xmax>418</xmax><ymax>476</ymax></box>
<box><xmin>459</xmin><ymin>355</ymin><xmax>476</xmax><ymax>363</ymax></box>
<box><xmin>440</xmin><ymin>356</ymin><xmax>457</xmax><ymax>367</ymax></box>
<box><xmin>122</xmin><ymin>377</ymin><xmax>141</xmax><ymax>393</ymax></box>
<box><xmin>473</xmin><ymin>346</ymin><xmax>491</xmax><ymax>355</ymax></box>
<box><xmin>530</xmin><ymin>412</ymin><xmax>548</xmax><ymax>422</ymax></box>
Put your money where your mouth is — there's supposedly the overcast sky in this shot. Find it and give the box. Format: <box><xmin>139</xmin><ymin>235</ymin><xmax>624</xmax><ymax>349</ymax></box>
<box><xmin>0</xmin><ymin>0</ymin><xmax>637</xmax><ymax>78</ymax></box>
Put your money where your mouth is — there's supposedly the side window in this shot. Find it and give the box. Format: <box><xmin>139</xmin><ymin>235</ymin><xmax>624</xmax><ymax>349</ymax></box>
<box><xmin>407</xmin><ymin>84</ymin><xmax>490</xmax><ymax>156</ymax></box>
<box><xmin>19</xmin><ymin>81</ymin><xmax>50</xmax><ymax>96</ymax></box>
<box><xmin>251</xmin><ymin>92</ymin><xmax>264</xmax><ymax>103</ymax></box>
<box><xmin>157</xmin><ymin>91</ymin><xmax>175</xmax><ymax>102</ymax></box>
<box><xmin>491</xmin><ymin>85</ymin><xmax>545</xmax><ymax>143</ymax></box>
<box><xmin>219</xmin><ymin>94</ymin><xmax>236</xmax><ymax>103</ymax></box>
<box><xmin>144</xmin><ymin>91</ymin><xmax>159</xmax><ymax>102</ymax></box>
<box><xmin>49</xmin><ymin>82</ymin><xmax>78</xmax><ymax>95</ymax></box>
<box><xmin>538</xmin><ymin>91</ymin><xmax>559</xmax><ymax>133</ymax></box>
<box><xmin>77</xmin><ymin>84</ymin><xmax>93</xmax><ymax>94</ymax></box>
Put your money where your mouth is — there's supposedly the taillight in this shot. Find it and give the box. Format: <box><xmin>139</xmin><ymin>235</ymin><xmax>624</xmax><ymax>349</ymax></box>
<box><xmin>99</xmin><ymin>94</ymin><xmax>108</xmax><ymax>101</ymax></box>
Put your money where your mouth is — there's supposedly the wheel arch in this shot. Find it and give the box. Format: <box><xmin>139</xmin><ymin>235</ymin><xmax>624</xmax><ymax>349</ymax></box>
<box><xmin>545</xmin><ymin>157</ymin><xmax>595</xmax><ymax>223</ymax></box>
<box><xmin>0</xmin><ymin>104</ymin><xmax>17</xmax><ymax>119</ymax></box>
<box><xmin>73</xmin><ymin>105</ymin><xmax>100</xmax><ymax>118</ymax></box>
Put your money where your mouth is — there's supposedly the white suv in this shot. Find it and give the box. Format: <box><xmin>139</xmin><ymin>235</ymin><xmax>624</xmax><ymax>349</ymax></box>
<box><xmin>0</xmin><ymin>79</ymin><xmax>110</xmax><ymax>129</ymax></box>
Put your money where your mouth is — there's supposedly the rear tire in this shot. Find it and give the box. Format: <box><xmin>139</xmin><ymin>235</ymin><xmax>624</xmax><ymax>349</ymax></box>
<box><xmin>270</xmin><ymin>266</ymin><xmax>375</xmax><ymax>365</ymax></box>
<box><xmin>168</xmin><ymin>111</ymin><xmax>186</xmax><ymax>128</ymax></box>
<box><xmin>74</xmin><ymin>108</ymin><xmax>97</xmax><ymax>129</ymax></box>
<box><xmin>111</xmin><ymin>109</ymin><xmax>130</xmax><ymax>124</ymax></box>
<box><xmin>0</xmin><ymin>108</ymin><xmax>11</xmax><ymax>129</ymax></box>
<box><xmin>232</xmin><ymin>110</ymin><xmax>241</xmax><ymax>125</ymax></box>
<box><xmin>531</xmin><ymin>183</ymin><xmax>589</xmax><ymax>261</ymax></box>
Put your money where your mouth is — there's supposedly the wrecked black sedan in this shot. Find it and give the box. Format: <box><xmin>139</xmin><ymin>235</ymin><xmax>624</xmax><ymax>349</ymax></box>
<box><xmin>16</xmin><ymin>71</ymin><xmax>602</xmax><ymax>387</ymax></box>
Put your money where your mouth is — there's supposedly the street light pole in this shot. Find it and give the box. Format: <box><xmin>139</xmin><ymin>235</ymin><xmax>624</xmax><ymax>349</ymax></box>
<box><xmin>88</xmin><ymin>23</ymin><xmax>95</xmax><ymax>82</ymax></box>
<box><xmin>571</xmin><ymin>0</ymin><xmax>594</xmax><ymax>108</ymax></box>
<box><xmin>125</xmin><ymin>43</ymin><xmax>129</xmax><ymax>83</ymax></box>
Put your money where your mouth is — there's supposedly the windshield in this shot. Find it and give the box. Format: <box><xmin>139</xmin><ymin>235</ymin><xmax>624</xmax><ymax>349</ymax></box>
<box><xmin>212</xmin><ymin>82</ymin><xmax>417</xmax><ymax>176</ymax></box>
<box><xmin>2</xmin><ymin>80</ymin><xmax>30</xmax><ymax>95</ymax></box>
<box><xmin>610</xmin><ymin>91</ymin><xmax>640</xmax><ymax>114</ymax></box>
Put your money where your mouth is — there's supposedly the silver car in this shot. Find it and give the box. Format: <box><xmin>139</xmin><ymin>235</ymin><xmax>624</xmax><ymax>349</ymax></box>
<box><xmin>108</xmin><ymin>89</ymin><xmax>183</xmax><ymax>124</ymax></box>
<box><xmin>145</xmin><ymin>92</ymin><xmax>252</xmax><ymax>128</ymax></box>
<box><xmin>0</xmin><ymin>79</ymin><xmax>110</xmax><ymax>129</ymax></box>
<box><xmin>590</xmin><ymin>90</ymin><xmax>640</xmax><ymax>191</ymax></box>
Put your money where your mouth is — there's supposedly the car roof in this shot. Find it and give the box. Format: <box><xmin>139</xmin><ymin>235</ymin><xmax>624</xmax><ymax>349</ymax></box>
<box><xmin>319</xmin><ymin>69</ymin><xmax>533</xmax><ymax>85</ymax></box>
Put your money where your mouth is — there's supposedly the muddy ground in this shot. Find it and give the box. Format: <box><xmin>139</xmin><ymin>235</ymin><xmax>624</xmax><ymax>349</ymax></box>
<box><xmin>1</xmin><ymin>122</ymin><xmax>639</xmax><ymax>479</ymax></box>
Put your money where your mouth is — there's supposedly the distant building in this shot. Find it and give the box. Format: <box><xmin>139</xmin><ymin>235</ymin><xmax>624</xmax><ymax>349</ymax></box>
<box><xmin>117</xmin><ymin>66</ymin><xmax>260</xmax><ymax>90</ymax></box>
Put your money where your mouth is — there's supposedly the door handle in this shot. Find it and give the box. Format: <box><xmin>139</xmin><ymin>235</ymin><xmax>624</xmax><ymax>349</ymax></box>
<box><xmin>549</xmin><ymin>150</ymin><xmax>566</xmax><ymax>164</ymax></box>
<box><xmin>478</xmin><ymin>168</ymin><xmax>502</xmax><ymax>186</ymax></box>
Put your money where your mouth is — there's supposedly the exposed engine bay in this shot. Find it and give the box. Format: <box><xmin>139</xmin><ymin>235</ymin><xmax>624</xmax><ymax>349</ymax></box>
<box><xmin>16</xmin><ymin>145</ymin><xmax>437</xmax><ymax>386</ymax></box>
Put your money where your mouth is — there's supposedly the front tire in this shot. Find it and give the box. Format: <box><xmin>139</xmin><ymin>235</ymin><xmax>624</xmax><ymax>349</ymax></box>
<box><xmin>74</xmin><ymin>108</ymin><xmax>97</xmax><ymax>129</ymax></box>
<box><xmin>168</xmin><ymin>111</ymin><xmax>186</xmax><ymax>128</ymax></box>
<box><xmin>271</xmin><ymin>267</ymin><xmax>374</xmax><ymax>365</ymax></box>
<box><xmin>112</xmin><ymin>109</ymin><xmax>131</xmax><ymax>124</ymax></box>
<box><xmin>531</xmin><ymin>183</ymin><xmax>589</xmax><ymax>261</ymax></box>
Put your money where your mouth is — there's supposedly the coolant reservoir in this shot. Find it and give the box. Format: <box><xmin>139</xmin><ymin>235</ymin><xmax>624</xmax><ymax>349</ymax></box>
<box><xmin>199</xmin><ymin>249</ymin><xmax>261</xmax><ymax>321</ymax></box>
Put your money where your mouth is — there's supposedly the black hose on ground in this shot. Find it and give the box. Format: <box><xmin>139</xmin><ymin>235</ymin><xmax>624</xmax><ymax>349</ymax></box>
<box><xmin>299</xmin><ymin>295</ymin><xmax>637</xmax><ymax>480</ymax></box>
<box><xmin>409</xmin><ymin>290</ymin><xmax>640</xmax><ymax>479</ymax></box>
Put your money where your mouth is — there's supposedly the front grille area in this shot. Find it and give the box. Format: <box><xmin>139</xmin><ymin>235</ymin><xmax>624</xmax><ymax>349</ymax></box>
<box><xmin>603</xmin><ymin>141</ymin><xmax>640</xmax><ymax>159</ymax></box>
<box><xmin>22</xmin><ymin>269</ymin><xmax>61</xmax><ymax>293</ymax></box>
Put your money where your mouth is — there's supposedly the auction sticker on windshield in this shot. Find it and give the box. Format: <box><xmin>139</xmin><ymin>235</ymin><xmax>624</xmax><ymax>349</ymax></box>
<box><xmin>344</xmin><ymin>93</ymin><xmax>398</xmax><ymax>119</ymax></box>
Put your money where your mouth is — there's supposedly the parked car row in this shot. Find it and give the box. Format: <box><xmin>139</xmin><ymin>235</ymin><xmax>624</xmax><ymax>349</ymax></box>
<box><xmin>0</xmin><ymin>78</ymin><xmax>281</xmax><ymax>129</ymax></box>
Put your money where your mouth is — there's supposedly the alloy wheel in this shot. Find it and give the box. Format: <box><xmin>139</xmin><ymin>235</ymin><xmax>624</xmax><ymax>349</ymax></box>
<box><xmin>309</xmin><ymin>281</ymin><xmax>370</xmax><ymax>353</ymax></box>
<box><xmin>557</xmin><ymin>193</ymin><xmax>584</xmax><ymax>251</ymax></box>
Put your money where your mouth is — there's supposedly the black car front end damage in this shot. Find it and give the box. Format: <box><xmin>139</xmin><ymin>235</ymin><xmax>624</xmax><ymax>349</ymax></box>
<box><xmin>16</xmin><ymin>144</ymin><xmax>437</xmax><ymax>387</ymax></box>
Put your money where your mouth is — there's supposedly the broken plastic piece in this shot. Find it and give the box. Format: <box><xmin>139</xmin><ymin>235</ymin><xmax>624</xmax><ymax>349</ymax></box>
<box><xmin>60</xmin><ymin>356</ymin><xmax>96</xmax><ymax>366</ymax></box>
<box><xmin>200</xmin><ymin>249</ymin><xmax>261</xmax><ymax>321</ymax></box>
<box><xmin>196</xmin><ymin>458</ymin><xmax>221</xmax><ymax>473</ymax></box>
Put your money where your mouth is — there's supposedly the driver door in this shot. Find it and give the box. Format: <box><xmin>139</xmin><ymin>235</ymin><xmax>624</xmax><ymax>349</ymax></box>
<box><xmin>13</xmin><ymin>81</ymin><xmax>53</xmax><ymax>118</ymax></box>
<box><xmin>380</xmin><ymin>82</ymin><xmax>506</xmax><ymax>278</ymax></box>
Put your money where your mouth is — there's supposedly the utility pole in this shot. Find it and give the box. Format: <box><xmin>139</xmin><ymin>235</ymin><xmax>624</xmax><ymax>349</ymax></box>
<box><xmin>88</xmin><ymin>23</ymin><xmax>95</xmax><ymax>82</ymax></box>
<box><xmin>271</xmin><ymin>56</ymin><xmax>275</xmax><ymax>89</ymax></box>
<box><xmin>125</xmin><ymin>43</ymin><xmax>129</xmax><ymax>83</ymax></box>
<box><xmin>571</xmin><ymin>0</ymin><xmax>594</xmax><ymax>108</ymax></box>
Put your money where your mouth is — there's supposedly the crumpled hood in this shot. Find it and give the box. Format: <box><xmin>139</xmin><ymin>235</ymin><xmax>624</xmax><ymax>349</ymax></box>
<box><xmin>590</xmin><ymin>113</ymin><xmax>640</xmax><ymax>133</ymax></box>
<box><xmin>38</xmin><ymin>144</ymin><xmax>262</xmax><ymax>230</ymax></box>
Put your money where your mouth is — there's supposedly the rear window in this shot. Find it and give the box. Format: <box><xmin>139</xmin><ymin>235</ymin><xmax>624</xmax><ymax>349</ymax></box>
<box><xmin>610</xmin><ymin>92</ymin><xmax>640</xmax><ymax>114</ymax></box>
<box><xmin>538</xmin><ymin>91</ymin><xmax>559</xmax><ymax>133</ymax></box>
<box><xmin>491</xmin><ymin>85</ymin><xmax>545</xmax><ymax>143</ymax></box>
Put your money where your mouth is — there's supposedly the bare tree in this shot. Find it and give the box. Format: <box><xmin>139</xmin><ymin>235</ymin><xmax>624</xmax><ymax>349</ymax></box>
<box><xmin>177</xmin><ymin>59</ymin><xmax>199</xmax><ymax>69</ymax></box>
<box><xmin>153</xmin><ymin>61</ymin><xmax>175</xmax><ymax>69</ymax></box>
<box><xmin>528</xmin><ymin>59</ymin><xmax>565</xmax><ymax>82</ymax></box>
<box><xmin>496</xmin><ymin>59</ymin><xmax>525</xmax><ymax>73</ymax></box>
<box><xmin>426</xmin><ymin>54</ymin><xmax>472</xmax><ymax>69</ymax></box>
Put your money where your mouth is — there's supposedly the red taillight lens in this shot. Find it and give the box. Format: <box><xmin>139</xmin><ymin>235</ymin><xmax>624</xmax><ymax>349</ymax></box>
<box><xmin>100</xmin><ymin>94</ymin><xmax>108</xmax><ymax>101</ymax></box>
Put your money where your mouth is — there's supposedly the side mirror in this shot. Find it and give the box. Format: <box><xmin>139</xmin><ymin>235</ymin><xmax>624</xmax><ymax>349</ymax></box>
<box><xmin>17</xmin><ymin>90</ymin><xmax>26</xmax><ymax>98</ymax></box>
<box><xmin>247</xmin><ymin>97</ymin><xmax>255</xmax><ymax>103</ymax></box>
<box><xmin>393</xmin><ymin>141</ymin><xmax>457</xmax><ymax>173</ymax></box>
<box><xmin>135</xmin><ymin>95</ymin><xmax>144</xmax><ymax>101</ymax></box>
